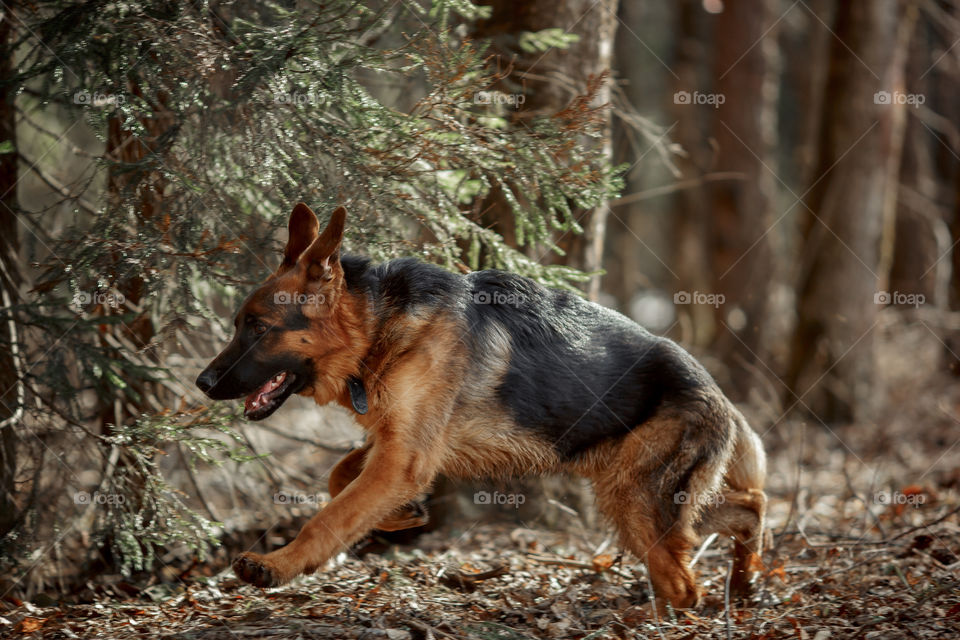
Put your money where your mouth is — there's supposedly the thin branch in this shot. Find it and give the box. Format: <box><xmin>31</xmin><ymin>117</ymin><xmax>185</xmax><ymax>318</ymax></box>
<box><xmin>611</xmin><ymin>172</ymin><xmax>746</xmax><ymax>207</ymax></box>
<box><xmin>177</xmin><ymin>442</ymin><xmax>221</xmax><ymax>522</ymax></box>
<box><xmin>17</xmin><ymin>152</ymin><xmax>100</xmax><ymax>214</ymax></box>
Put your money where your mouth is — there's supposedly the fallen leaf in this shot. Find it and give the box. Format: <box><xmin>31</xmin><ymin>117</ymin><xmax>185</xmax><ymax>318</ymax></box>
<box><xmin>591</xmin><ymin>553</ymin><xmax>614</xmax><ymax>572</ymax></box>
<box><xmin>15</xmin><ymin>617</ymin><xmax>44</xmax><ymax>633</ymax></box>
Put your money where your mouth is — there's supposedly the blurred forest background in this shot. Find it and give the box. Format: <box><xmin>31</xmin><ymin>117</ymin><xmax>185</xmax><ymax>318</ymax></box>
<box><xmin>1</xmin><ymin>0</ymin><xmax>959</xmax><ymax>637</ymax></box>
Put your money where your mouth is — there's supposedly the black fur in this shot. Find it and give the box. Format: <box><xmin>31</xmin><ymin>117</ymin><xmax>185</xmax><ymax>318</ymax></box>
<box><xmin>343</xmin><ymin>256</ymin><xmax>717</xmax><ymax>459</ymax></box>
<box><xmin>464</xmin><ymin>270</ymin><xmax>712</xmax><ymax>458</ymax></box>
<box><xmin>280</xmin><ymin>306</ymin><xmax>311</xmax><ymax>332</ymax></box>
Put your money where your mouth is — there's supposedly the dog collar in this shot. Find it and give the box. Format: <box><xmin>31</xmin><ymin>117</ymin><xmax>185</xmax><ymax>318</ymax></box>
<box><xmin>347</xmin><ymin>376</ymin><xmax>368</xmax><ymax>414</ymax></box>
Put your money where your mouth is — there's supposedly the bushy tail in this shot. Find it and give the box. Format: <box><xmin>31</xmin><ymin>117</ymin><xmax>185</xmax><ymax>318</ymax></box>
<box><xmin>725</xmin><ymin>407</ymin><xmax>766</xmax><ymax>492</ymax></box>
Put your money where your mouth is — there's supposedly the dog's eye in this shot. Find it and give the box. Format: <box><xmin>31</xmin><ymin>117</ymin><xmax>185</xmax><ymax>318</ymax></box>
<box><xmin>254</xmin><ymin>322</ymin><xmax>267</xmax><ymax>335</ymax></box>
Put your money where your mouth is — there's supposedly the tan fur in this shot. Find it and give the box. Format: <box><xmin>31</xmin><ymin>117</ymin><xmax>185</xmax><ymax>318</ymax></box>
<box><xmin>327</xmin><ymin>445</ymin><xmax>429</xmax><ymax>531</ymax></box>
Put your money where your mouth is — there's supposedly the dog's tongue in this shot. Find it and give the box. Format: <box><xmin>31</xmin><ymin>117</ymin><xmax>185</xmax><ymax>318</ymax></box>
<box><xmin>245</xmin><ymin>372</ymin><xmax>287</xmax><ymax>413</ymax></box>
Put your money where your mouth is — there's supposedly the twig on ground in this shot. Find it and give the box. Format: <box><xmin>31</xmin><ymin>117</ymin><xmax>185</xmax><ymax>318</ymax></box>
<box><xmin>724</xmin><ymin>559</ymin><xmax>733</xmax><ymax>640</ymax></box>
<box><xmin>408</xmin><ymin>618</ymin><xmax>464</xmax><ymax>640</ymax></box>
<box><xmin>843</xmin><ymin>462</ymin><xmax>887</xmax><ymax>538</ymax></box>
<box><xmin>439</xmin><ymin>563</ymin><xmax>508</xmax><ymax>593</ymax></box>
<box><xmin>691</xmin><ymin>532</ymin><xmax>718</xmax><ymax>567</ymax></box>
<box><xmin>526</xmin><ymin>552</ymin><xmax>633</xmax><ymax>579</ymax></box>
<box><xmin>774</xmin><ymin>422</ymin><xmax>806</xmax><ymax>551</ymax></box>
<box><xmin>888</xmin><ymin>504</ymin><xmax>960</xmax><ymax>542</ymax></box>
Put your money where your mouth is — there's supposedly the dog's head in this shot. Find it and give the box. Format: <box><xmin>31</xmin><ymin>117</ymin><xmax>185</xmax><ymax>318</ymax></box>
<box><xmin>196</xmin><ymin>203</ymin><xmax>358</xmax><ymax>420</ymax></box>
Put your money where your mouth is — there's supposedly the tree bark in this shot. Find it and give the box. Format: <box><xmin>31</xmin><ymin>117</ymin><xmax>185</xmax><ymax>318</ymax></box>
<box><xmin>889</xmin><ymin>21</ymin><xmax>941</xmax><ymax>309</ymax></box>
<box><xmin>786</xmin><ymin>0</ymin><xmax>914</xmax><ymax>422</ymax></box>
<box><xmin>670</xmin><ymin>0</ymin><xmax>715</xmax><ymax>349</ymax></box>
<box><xmin>0</xmin><ymin>1</ymin><xmax>22</xmax><ymax>540</ymax></box>
<box><xmin>605</xmin><ymin>0</ymin><xmax>675</xmax><ymax>311</ymax></box>
<box><xmin>789</xmin><ymin>0</ymin><xmax>834</xmax><ymax>193</ymax></box>
<box><xmin>707</xmin><ymin>0</ymin><xmax>780</xmax><ymax>398</ymax></box>
<box><xmin>472</xmin><ymin>0</ymin><xmax>619</xmax><ymax>300</ymax></box>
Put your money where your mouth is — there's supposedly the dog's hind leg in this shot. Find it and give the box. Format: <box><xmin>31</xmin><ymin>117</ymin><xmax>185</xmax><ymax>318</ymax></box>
<box><xmin>593</xmin><ymin>475</ymin><xmax>701</xmax><ymax>610</ymax></box>
<box><xmin>695</xmin><ymin>410</ymin><xmax>767</xmax><ymax>598</ymax></box>
<box><xmin>587</xmin><ymin>396</ymin><xmax>745</xmax><ymax>612</ymax></box>
<box><xmin>589</xmin><ymin>422</ymin><xmax>707</xmax><ymax>611</ymax></box>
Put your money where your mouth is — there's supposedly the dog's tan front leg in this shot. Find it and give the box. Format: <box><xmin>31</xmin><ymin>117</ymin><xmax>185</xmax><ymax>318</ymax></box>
<box><xmin>233</xmin><ymin>436</ymin><xmax>435</xmax><ymax>587</ymax></box>
<box><xmin>328</xmin><ymin>444</ymin><xmax>430</xmax><ymax>531</ymax></box>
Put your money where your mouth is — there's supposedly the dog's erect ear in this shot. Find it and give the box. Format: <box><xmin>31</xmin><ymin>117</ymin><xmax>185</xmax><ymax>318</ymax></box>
<box><xmin>300</xmin><ymin>206</ymin><xmax>347</xmax><ymax>282</ymax></box>
<box><xmin>278</xmin><ymin>202</ymin><xmax>320</xmax><ymax>275</ymax></box>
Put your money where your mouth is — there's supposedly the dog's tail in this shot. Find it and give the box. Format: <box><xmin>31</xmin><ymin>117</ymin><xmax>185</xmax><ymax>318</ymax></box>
<box><xmin>724</xmin><ymin>406</ymin><xmax>766</xmax><ymax>493</ymax></box>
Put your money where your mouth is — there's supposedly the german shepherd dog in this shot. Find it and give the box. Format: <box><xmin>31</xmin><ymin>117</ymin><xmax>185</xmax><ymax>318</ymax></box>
<box><xmin>196</xmin><ymin>203</ymin><xmax>767</xmax><ymax>610</ymax></box>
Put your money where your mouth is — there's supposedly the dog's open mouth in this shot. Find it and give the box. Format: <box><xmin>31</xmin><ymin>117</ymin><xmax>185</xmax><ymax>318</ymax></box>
<box><xmin>244</xmin><ymin>371</ymin><xmax>297</xmax><ymax>420</ymax></box>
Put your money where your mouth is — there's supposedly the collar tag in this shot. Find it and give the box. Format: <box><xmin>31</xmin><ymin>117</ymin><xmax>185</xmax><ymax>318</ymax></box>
<box><xmin>347</xmin><ymin>376</ymin><xmax>368</xmax><ymax>414</ymax></box>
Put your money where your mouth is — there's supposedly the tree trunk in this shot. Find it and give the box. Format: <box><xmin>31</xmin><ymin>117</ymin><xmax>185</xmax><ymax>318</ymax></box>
<box><xmin>472</xmin><ymin>0</ymin><xmax>619</xmax><ymax>300</ymax></box>
<box><xmin>605</xmin><ymin>0</ymin><xmax>675</xmax><ymax>312</ymax></box>
<box><xmin>889</xmin><ymin>18</ymin><xmax>941</xmax><ymax>310</ymax></box>
<box><xmin>789</xmin><ymin>0</ymin><xmax>834</xmax><ymax>193</ymax></box>
<box><xmin>670</xmin><ymin>0</ymin><xmax>715</xmax><ymax>349</ymax></box>
<box><xmin>0</xmin><ymin>2</ymin><xmax>21</xmax><ymax>540</ymax></box>
<box><xmin>786</xmin><ymin>1</ymin><xmax>914</xmax><ymax>423</ymax></box>
<box><xmin>707</xmin><ymin>0</ymin><xmax>780</xmax><ymax>398</ymax></box>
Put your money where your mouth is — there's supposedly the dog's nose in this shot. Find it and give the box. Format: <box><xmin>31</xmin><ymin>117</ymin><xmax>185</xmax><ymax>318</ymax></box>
<box><xmin>196</xmin><ymin>369</ymin><xmax>217</xmax><ymax>394</ymax></box>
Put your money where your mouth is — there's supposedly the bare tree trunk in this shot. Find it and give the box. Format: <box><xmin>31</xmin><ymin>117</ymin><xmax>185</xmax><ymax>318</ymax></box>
<box><xmin>786</xmin><ymin>1</ymin><xmax>915</xmax><ymax>422</ymax></box>
<box><xmin>790</xmin><ymin>0</ymin><xmax>834</xmax><ymax>193</ymax></box>
<box><xmin>931</xmin><ymin>3</ymin><xmax>960</xmax><ymax>374</ymax></box>
<box><xmin>707</xmin><ymin>0</ymin><xmax>780</xmax><ymax>398</ymax></box>
<box><xmin>606</xmin><ymin>0</ymin><xmax>675</xmax><ymax>310</ymax></box>
<box><xmin>889</xmin><ymin>20</ymin><xmax>941</xmax><ymax>308</ymax></box>
<box><xmin>670</xmin><ymin>0</ymin><xmax>715</xmax><ymax>350</ymax></box>
<box><xmin>473</xmin><ymin>0</ymin><xmax>619</xmax><ymax>300</ymax></box>
<box><xmin>950</xmin><ymin>163</ymin><xmax>960</xmax><ymax>375</ymax></box>
<box><xmin>0</xmin><ymin>2</ymin><xmax>21</xmax><ymax>539</ymax></box>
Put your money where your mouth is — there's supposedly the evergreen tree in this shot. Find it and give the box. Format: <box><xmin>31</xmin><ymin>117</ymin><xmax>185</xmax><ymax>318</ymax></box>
<box><xmin>0</xmin><ymin>0</ymin><xmax>619</xmax><ymax>591</ymax></box>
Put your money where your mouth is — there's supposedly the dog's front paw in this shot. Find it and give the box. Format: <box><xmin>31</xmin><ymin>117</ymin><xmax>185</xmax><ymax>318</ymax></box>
<box><xmin>233</xmin><ymin>551</ymin><xmax>284</xmax><ymax>588</ymax></box>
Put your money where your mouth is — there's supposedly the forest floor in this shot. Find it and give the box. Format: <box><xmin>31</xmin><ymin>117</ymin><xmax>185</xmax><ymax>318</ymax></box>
<box><xmin>1</xmin><ymin>510</ymin><xmax>958</xmax><ymax>639</ymax></box>
<box><xmin>3</xmin><ymin>416</ymin><xmax>960</xmax><ymax>640</ymax></box>
<box><xmin>4</xmin><ymin>326</ymin><xmax>960</xmax><ymax>639</ymax></box>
